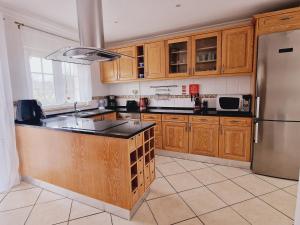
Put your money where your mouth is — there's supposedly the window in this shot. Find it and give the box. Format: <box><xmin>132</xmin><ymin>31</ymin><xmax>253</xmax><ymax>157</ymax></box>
<box><xmin>29</xmin><ymin>56</ymin><xmax>56</xmax><ymax>106</ymax></box>
<box><xmin>28</xmin><ymin>55</ymin><xmax>92</xmax><ymax>108</ymax></box>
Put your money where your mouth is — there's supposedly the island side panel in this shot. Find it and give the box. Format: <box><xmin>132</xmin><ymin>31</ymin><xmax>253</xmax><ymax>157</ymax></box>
<box><xmin>16</xmin><ymin>126</ymin><xmax>132</xmax><ymax>209</ymax></box>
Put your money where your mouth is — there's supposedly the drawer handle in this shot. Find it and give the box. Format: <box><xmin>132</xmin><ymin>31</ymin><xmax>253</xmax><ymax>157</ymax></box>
<box><xmin>280</xmin><ymin>16</ymin><xmax>292</xmax><ymax>21</ymax></box>
<box><xmin>229</xmin><ymin>120</ymin><xmax>240</xmax><ymax>123</ymax></box>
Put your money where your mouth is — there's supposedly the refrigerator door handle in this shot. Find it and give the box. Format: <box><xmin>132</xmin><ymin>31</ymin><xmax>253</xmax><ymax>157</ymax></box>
<box><xmin>256</xmin><ymin>97</ymin><xmax>260</xmax><ymax>119</ymax></box>
<box><xmin>254</xmin><ymin>122</ymin><xmax>259</xmax><ymax>144</ymax></box>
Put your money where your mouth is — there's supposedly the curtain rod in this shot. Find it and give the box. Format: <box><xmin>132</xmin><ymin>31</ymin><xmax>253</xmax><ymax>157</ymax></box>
<box><xmin>14</xmin><ymin>21</ymin><xmax>79</xmax><ymax>43</ymax></box>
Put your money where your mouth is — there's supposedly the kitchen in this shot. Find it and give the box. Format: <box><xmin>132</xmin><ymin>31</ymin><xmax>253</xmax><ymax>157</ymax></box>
<box><xmin>0</xmin><ymin>0</ymin><xmax>300</xmax><ymax>225</ymax></box>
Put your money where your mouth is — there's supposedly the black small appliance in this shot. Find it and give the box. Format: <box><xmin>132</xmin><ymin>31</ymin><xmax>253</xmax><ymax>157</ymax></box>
<box><xmin>15</xmin><ymin>99</ymin><xmax>45</xmax><ymax>125</ymax></box>
<box><xmin>126</xmin><ymin>100</ymin><xmax>139</xmax><ymax>112</ymax></box>
<box><xmin>106</xmin><ymin>95</ymin><xmax>117</xmax><ymax>110</ymax></box>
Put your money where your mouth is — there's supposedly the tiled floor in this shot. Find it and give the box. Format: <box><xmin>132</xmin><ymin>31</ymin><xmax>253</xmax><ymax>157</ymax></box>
<box><xmin>0</xmin><ymin>155</ymin><xmax>298</xmax><ymax>225</ymax></box>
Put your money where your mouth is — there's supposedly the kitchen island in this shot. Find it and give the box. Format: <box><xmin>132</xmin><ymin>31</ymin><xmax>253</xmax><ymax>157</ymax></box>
<box><xmin>15</xmin><ymin>117</ymin><xmax>156</xmax><ymax>219</ymax></box>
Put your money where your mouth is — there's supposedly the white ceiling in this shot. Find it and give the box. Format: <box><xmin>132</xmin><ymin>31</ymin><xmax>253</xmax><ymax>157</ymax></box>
<box><xmin>0</xmin><ymin>0</ymin><xmax>299</xmax><ymax>44</ymax></box>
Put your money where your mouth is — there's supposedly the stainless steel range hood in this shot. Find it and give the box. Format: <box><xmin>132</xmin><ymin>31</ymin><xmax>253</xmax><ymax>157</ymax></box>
<box><xmin>46</xmin><ymin>0</ymin><xmax>122</xmax><ymax>65</ymax></box>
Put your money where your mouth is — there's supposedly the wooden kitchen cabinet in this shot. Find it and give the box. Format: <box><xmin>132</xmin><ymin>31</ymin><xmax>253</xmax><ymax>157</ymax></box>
<box><xmin>255</xmin><ymin>7</ymin><xmax>300</xmax><ymax>35</ymax></box>
<box><xmin>103</xmin><ymin>112</ymin><xmax>117</xmax><ymax>120</ymax></box>
<box><xmin>162</xmin><ymin>121</ymin><xmax>188</xmax><ymax>153</ymax></box>
<box><xmin>166</xmin><ymin>37</ymin><xmax>191</xmax><ymax>78</ymax></box>
<box><xmin>189</xmin><ymin>116</ymin><xmax>219</xmax><ymax>157</ymax></box>
<box><xmin>219</xmin><ymin>117</ymin><xmax>252</xmax><ymax>161</ymax></box>
<box><xmin>117</xmin><ymin>46</ymin><xmax>137</xmax><ymax>81</ymax></box>
<box><xmin>221</xmin><ymin>26</ymin><xmax>254</xmax><ymax>74</ymax></box>
<box><xmin>101</xmin><ymin>50</ymin><xmax>118</xmax><ymax>82</ymax></box>
<box><xmin>144</xmin><ymin>41</ymin><xmax>166</xmax><ymax>79</ymax></box>
<box><xmin>192</xmin><ymin>32</ymin><xmax>221</xmax><ymax>76</ymax></box>
<box><xmin>141</xmin><ymin>113</ymin><xmax>162</xmax><ymax>149</ymax></box>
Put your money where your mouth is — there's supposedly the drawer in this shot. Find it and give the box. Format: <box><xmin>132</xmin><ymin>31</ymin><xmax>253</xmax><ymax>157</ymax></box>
<box><xmin>136</xmin><ymin>133</ymin><xmax>143</xmax><ymax>147</ymax></box>
<box><xmin>128</xmin><ymin>136</ymin><xmax>136</xmax><ymax>152</ymax></box>
<box><xmin>258</xmin><ymin>11</ymin><xmax>300</xmax><ymax>34</ymax></box>
<box><xmin>150</xmin><ymin>159</ymin><xmax>155</xmax><ymax>181</ymax></box>
<box><xmin>189</xmin><ymin>116</ymin><xmax>219</xmax><ymax>124</ymax></box>
<box><xmin>220</xmin><ymin>117</ymin><xmax>252</xmax><ymax>127</ymax></box>
<box><xmin>132</xmin><ymin>188</ymin><xmax>139</xmax><ymax>205</ymax></box>
<box><xmin>144</xmin><ymin>164</ymin><xmax>151</xmax><ymax>188</ymax></box>
<box><xmin>162</xmin><ymin>114</ymin><xmax>188</xmax><ymax>122</ymax></box>
<box><xmin>141</xmin><ymin>113</ymin><xmax>162</xmax><ymax>121</ymax></box>
<box><xmin>137</xmin><ymin>158</ymin><xmax>144</xmax><ymax>172</ymax></box>
<box><xmin>91</xmin><ymin>115</ymin><xmax>103</xmax><ymax>121</ymax></box>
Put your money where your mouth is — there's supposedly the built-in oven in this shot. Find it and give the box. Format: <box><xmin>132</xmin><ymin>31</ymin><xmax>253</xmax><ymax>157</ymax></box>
<box><xmin>216</xmin><ymin>94</ymin><xmax>251</xmax><ymax>112</ymax></box>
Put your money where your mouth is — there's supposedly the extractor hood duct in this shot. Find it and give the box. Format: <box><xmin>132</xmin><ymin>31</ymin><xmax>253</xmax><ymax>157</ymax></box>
<box><xmin>46</xmin><ymin>0</ymin><xmax>122</xmax><ymax>65</ymax></box>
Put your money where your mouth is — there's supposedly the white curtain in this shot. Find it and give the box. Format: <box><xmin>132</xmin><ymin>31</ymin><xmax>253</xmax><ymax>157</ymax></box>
<box><xmin>0</xmin><ymin>15</ymin><xmax>20</xmax><ymax>192</ymax></box>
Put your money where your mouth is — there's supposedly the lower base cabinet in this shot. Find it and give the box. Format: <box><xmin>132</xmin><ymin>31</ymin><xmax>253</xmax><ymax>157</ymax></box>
<box><xmin>189</xmin><ymin>123</ymin><xmax>219</xmax><ymax>157</ymax></box>
<box><xmin>219</xmin><ymin>125</ymin><xmax>251</xmax><ymax>161</ymax></box>
<box><xmin>162</xmin><ymin>121</ymin><xmax>189</xmax><ymax>153</ymax></box>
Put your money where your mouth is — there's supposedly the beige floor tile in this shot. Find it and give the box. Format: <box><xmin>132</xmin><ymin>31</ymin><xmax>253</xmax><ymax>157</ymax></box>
<box><xmin>166</xmin><ymin>172</ymin><xmax>203</xmax><ymax>192</ymax></box>
<box><xmin>112</xmin><ymin>202</ymin><xmax>156</xmax><ymax>225</ymax></box>
<box><xmin>203</xmin><ymin>163</ymin><xmax>215</xmax><ymax>167</ymax></box>
<box><xmin>259</xmin><ymin>190</ymin><xmax>296</xmax><ymax>219</ymax></box>
<box><xmin>11</xmin><ymin>182</ymin><xmax>35</xmax><ymax>192</ymax></box>
<box><xmin>70</xmin><ymin>201</ymin><xmax>102</xmax><ymax>220</ymax></box>
<box><xmin>69</xmin><ymin>212</ymin><xmax>112</xmax><ymax>225</ymax></box>
<box><xmin>0</xmin><ymin>193</ymin><xmax>6</xmax><ymax>202</ymax></box>
<box><xmin>207</xmin><ymin>180</ymin><xmax>253</xmax><ymax>205</ymax></box>
<box><xmin>36</xmin><ymin>190</ymin><xmax>64</xmax><ymax>204</ymax></box>
<box><xmin>283</xmin><ymin>185</ymin><xmax>298</xmax><ymax>196</ymax></box>
<box><xmin>155</xmin><ymin>155</ymin><xmax>174</xmax><ymax>165</ymax></box>
<box><xmin>148</xmin><ymin>194</ymin><xmax>195</xmax><ymax>225</ymax></box>
<box><xmin>232</xmin><ymin>174</ymin><xmax>278</xmax><ymax>196</ymax></box>
<box><xmin>199</xmin><ymin>207</ymin><xmax>249</xmax><ymax>225</ymax></box>
<box><xmin>146</xmin><ymin>177</ymin><xmax>176</xmax><ymax>200</ymax></box>
<box><xmin>0</xmin><ymin>206</ymin><xmax>32</xmax><ymax>225</ymax></box>
<box><xmin>156</xmin><ymin>162</ymin><xmax>186</xmax><ymax>176</ymax></box>
<box><xmin>255</xmin><ymin>175</ymin><xmax>298</xmax><ymax>188</ymax></box>
<box><xmin>0</xmin><ymin>188</ymin><xmax>41</xmax><ymax>211</ymax></box>
<box><xmin>179</xmin><ymin>187</ymin><xmax>226</xmax><ymax>215</ymax></box>
<box><xmin>212</xmin><ymin>165</ymin><xmax>250</xmax><ymax>179</ymax></box>
<box><xmin>190</xmin><ymin>168</ymin><xmax>227</xmax><ymax>185</ymax></box>
<box><xmin>26</xmin><ymin>198</ymin><xmax>72</xmax><ymax>225</ymax></box>
<box><xmin>175</xmin><ymin>217</ymin><xmax>203</xmax><ymax>225</ymax></box>
<box><xmin>174</xmin><ymin>159</ymin><xmax>207</xmax><ymax>171</ymax></box>
<box><xmin>155</xmin><ymin>169</ymin><xmax>163</xmax><ymax>178</ymax></box>
<box><xmin>232</xmin><ymin>198</ymin><xmax>293</xmax><ymax>225</ymax></box>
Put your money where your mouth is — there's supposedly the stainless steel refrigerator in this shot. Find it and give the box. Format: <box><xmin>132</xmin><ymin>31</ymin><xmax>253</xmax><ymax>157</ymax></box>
<box><xmin>252</xmin><ymin>29</ymin><xmax>300</xmax><ymax>180</ymax></box>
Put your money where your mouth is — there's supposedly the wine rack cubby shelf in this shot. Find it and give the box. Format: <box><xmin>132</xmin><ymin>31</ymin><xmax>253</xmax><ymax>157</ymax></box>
<box><xmin>129</xmin><ymin>127</ymin><xmax>155</xmax><ymax>205</ymax></box>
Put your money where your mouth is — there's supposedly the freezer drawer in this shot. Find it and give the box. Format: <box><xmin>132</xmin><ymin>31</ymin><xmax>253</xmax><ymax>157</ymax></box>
<box><xmin>252</xmin><ymin>120</ymin><xmax>300</xmax><ymax>180</ymax></box>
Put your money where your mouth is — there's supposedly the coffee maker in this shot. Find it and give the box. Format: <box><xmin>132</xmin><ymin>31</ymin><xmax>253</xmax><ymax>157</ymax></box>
<box><xmin>15</xmin><ymin>99</ymin><xmax>46</xmax><ymax>125</ymax></box>
<box><xmin>105</xmin><ymin>95</ymin><xmax>117</xmax><ymax>109</ymax></box>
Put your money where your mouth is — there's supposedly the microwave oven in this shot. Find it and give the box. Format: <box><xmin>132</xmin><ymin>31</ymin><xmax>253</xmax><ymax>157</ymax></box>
<box><xmin>216</xmin><ymin>94</ymin><xmax>251</xmax><ymax>112</ymax></box>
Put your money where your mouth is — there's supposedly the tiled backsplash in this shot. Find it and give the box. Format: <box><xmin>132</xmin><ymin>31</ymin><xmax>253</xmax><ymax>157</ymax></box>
<box><xmin>107</xmin><ymin>76</ymin><xmax>251</xmax><ymax>108</ymax></box>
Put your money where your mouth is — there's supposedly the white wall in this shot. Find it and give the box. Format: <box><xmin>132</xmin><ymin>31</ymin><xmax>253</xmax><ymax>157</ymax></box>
<box><xmin>108</xmin><ymin>75</ymin><xmax>251</xmax><ymax>108</ymax></box>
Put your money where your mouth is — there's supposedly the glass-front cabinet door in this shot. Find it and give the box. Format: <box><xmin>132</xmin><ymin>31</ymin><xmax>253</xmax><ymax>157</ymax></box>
<box><xmin>192</xmin><ymin>32</ymin><xmax>221</xmax><ymax>76</ymax></box>
<box><xmin>166</xmin><ymin>37</ymin><xmax>191</xmax><ymax>77</ymax></box>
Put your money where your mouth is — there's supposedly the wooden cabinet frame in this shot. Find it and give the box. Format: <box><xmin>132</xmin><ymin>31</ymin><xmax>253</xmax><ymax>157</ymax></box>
<box><xmin>166</xmin><ymin>37</ymin><xmax>192</xmax><ymax>78</ymax></box>
<box><xmin>191</xmin><ymin>32</ymin><xmax>222</xmax><ymax>76</ymax></box>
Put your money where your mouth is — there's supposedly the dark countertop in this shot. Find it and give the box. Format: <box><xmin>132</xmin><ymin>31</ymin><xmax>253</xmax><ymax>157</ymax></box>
<box><xmin>16</xmin><ymin>117</ymin><xmax>155</xmax><ymax>139</ymax></box>
<box><xmin>116</xmin><ymin>107</ymin><xmax>253</xmax><ymax>117</ymax></box>
<box><xmin>47</xmin><ymin>108</ymin><xmax>115</xmax><ymax>118</ymax></box>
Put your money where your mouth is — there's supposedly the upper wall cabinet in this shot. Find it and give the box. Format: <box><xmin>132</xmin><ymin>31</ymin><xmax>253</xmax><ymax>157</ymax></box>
<box><xmin>221</xmin><ymin>26</ymin><xmax>254</xmax><ymax>74</ymax></box>
<box><xmin>255</xmin><ymin>7</ymin><xmax>300</xmax><ymax>35</ymax></box>
<box><xmin>144</xmin><ymin>41</ymin><xmax>166</xmax><ymax>79</ymax></box>
<box><xmin>191</xmin><ymin>32</ymin><xmax>221</xmax><ymax>76</ymax></box>
<box><xmin>117</xmin><ymin>46</ymin><xmax>137</xmax><ymax>81</ymax></box>
<box><xmin>101</xmin><ymin>49</ymin><xmax>118</xmax><ymax>82</ymax></box>
<box><xmin>166</xmin><ymin>37</ymin><xmax>191</xmax><ymax>78</ymax></box>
